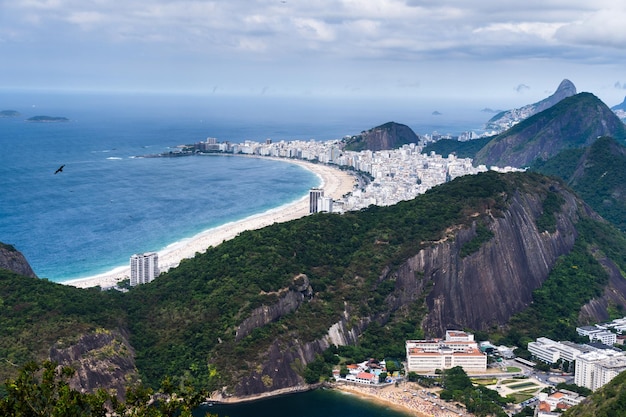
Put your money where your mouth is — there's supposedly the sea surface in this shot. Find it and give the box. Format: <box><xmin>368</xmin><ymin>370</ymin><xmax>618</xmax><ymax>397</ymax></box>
<box><xmin>0</xmin><ymin>91</ymin><xmax>490</xmax><ymax>282</ymax></box>
<box><xmin>195</xmin><ymin>389</ymin><xmax>413</xmax><ymax>417</ymax></box>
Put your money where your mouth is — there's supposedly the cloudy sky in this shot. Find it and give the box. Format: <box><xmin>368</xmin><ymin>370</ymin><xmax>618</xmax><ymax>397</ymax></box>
<box><xmin>2</xmin><ymin>0</ymin><xmax>626</xmax><ymax>106</ymax></box>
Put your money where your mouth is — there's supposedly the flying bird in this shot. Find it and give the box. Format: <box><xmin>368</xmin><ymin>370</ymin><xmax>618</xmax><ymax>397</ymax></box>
<box><xmin>54</xmin><ymin>164</ymin><xmax>65</xmax><ymax>174</ymax></box>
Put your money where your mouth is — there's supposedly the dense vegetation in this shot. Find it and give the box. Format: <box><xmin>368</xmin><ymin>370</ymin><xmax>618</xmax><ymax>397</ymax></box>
<box><xmin>439</xmin><ymin>367</ymin><xmax>508</xmax><ymax>417</ymax></box>
<box><xmin>422</xmin><ymin>136</ymin><xmax>492</xmax><ymax>159</ymax></box>
<box><xmin>0</xmin><ymin>271</ymin><xmax>125</xmax><ymax>383</ymax></box>
<box><xmin>3</xmin><ymin>168</ymin><xmax>626</xmax><ymax>415</ymax></box>
<box><xmin>126</xmin><ymin>170</ymin><xmax>514</xmax><ymax>389</ymax></box>
<box><xmin>0</xmin><ymin>361</ymin><xmax>207</xmax><ymax>417</ymax></box>
<box><xmin>532</xmin><ymin>136</ymin><xmax>626</xmax><ymax>231</ymax></box>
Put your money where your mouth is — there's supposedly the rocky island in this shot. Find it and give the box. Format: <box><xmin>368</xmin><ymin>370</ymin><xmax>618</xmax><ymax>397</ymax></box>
<box><xmin>0</xmin><ymin>110</ymin><xmax>20</xmax><ymax>118</ymax></box>
<box><xmin>26</xmin><ymin>115</ymin><xmax>69</xmax><ymax>123</ymax></box>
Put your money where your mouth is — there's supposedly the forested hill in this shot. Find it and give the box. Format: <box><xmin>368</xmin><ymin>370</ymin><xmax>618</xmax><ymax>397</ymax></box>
<box><xmin>424</xmin><ymin>93</ymin><xmax>626</xmax><ymax>168</ymax></box>
<box><xmin>474</xmin><ymin>92</ymin><xmax>626</xmax><ymax>168</ymax></box>
<box><xmin>531</xmin><ymin>136</ymin><xmax>626</xmax><ymax>232</ymax></box>
<box><xmin>342</xmin><ymin>121</ymin><xmax>419</xmax><ymax>151</ymax></box>
<box><xmin>3</xmin><ymin>171</ymin><xmax>626</xmax><ymax>400</ymax></box>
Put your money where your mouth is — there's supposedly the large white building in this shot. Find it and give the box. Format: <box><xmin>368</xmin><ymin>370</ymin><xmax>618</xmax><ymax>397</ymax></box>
<box><xmin>574</xmin><ymin>350</ymin><xmax>626</xmax><ymax>391</ymax></box>
<box><xmin>406</xmin><ymin>331</ymin><xmax>486</xmax><ymax>373</ymax></box>
<box><xmin>576</xmin><ymin>326</ymin><xmax>617</xmax><ymax>346</ymax></box>
<box><xmin>130</xmin><ymin>252</ymin><xmax>160</xmax><ymax>286</ymax></box>
<box><xmin>527</xmin><ymin>338</ymin><xmax>586</xmax><ymax>364</ymax></box>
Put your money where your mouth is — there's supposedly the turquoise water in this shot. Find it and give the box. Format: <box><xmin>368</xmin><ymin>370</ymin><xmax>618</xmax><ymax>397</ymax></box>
<box><xmin>0</xmin><ymin>91</ymin><xmax>488</xmax><ymax>282</ymax></box>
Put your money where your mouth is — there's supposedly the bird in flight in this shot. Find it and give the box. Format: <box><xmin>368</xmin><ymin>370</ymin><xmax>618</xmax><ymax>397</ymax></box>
<box><xmin>54</xmin><ymin>164</ymin><xmax>65</xmax><ymax>174</ymax></box>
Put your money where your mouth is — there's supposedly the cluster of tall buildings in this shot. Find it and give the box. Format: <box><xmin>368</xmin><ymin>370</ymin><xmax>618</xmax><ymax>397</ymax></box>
<box><xmin>528</xmin><ymin>335</ymin><xmax>626</xmax><ymax>391</ymax></box>
<box><xmin>187</xmin><ymin>136</ymin><xmax>519</xmax><ymax>213</ymax></box>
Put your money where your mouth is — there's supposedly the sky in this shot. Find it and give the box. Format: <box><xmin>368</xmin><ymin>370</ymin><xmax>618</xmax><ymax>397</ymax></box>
<box><xmin>1</xmin><ymin>0</ymin><xmax>626</xmax><ymax>107</ymax></box>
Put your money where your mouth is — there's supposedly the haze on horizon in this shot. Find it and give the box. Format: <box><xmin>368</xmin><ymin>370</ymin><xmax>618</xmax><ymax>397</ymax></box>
<box><xmin>1</xmin><ymin>1</ymin><xmax>626</xmax><ymax>108</ymax></box>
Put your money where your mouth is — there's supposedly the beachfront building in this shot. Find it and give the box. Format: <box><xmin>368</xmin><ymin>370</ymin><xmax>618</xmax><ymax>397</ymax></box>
<box><xmin>130</xmin><ymin>252</ymin><xmax>160</xmax><ymax>286</ymax></box>
<box><xmin>309</xmin><ymin>188</ymin><xmax>324</xmax><ymax>213</ymax></box>
<box><xmin>574</xmin><ymin>350</ymin><xmax>626</xmax><ymax>391</ymax></box>
<box><xmin>406</xmin><ymin>330</ymin><xmax>487</xmax><ymax>373</ymax></box>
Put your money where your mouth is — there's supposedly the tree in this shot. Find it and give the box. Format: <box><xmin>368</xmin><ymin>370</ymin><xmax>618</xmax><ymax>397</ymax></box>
<box><xmin>378</xmin><ymin>372</ymin><xmax>388</xmax><ymax>384</ymax></box>
<box><xmin>0</xmin><ymin>361</ymin><xmax>208</xmax><ymax>417</ymax></box>
<box><xmin>0</xmin><ymin>361</ymin><xmax>109</xmax><ymax>417</ymax></box>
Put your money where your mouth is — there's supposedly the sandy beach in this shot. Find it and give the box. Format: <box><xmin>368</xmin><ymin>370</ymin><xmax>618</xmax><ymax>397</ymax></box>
<box><xmin>64</xmin><ymin>157</ymin><xmax>357</xmax><ymax>289</ymax></box>
<box><xmin>333</xmin><ymin>383</ymin><xmax>467</xmax><ymax>417</ymax></box>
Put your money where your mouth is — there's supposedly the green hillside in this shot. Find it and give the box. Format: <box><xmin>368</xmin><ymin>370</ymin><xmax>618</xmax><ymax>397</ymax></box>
<box><xmin>3</xmin><ymin>170</ymin><xmax>626</xmax><ymax>402</ymax></box>
<box><xmin>531</xmin><ymin>136</ymin><xmax>626</xmax><ymax>231</ymax></box>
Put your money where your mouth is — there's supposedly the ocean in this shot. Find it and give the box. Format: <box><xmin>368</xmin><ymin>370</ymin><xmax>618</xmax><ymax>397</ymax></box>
<box><xmin>195</xmin><ymin>389</ymin><xmax>412</xmax><ymax>417</ymax></box>
<box><xmin>0</xmin><ymin>91</ymin><xmax>489</xmax><ymax>282</ymax></box>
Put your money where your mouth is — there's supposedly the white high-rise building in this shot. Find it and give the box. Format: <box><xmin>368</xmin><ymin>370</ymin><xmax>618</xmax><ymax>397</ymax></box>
<box><xmin>130</xmin><ymin>252</ymin><xmax>160</xmax><ymax>286</ymax></box>
<box><xmin>574</xmin><ymin>350</ymin><xmax>626</xmax><ymax>391</ymax></box>
<box><xmin>309</xmin><ymin>188</ymin><xmax>324</xmax><ymax>213</ymax></box>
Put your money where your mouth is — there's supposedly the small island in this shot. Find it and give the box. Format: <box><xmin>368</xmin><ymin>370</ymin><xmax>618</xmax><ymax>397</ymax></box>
<box><xmin>0</xmin><ymin>110</ymin><xmax>20</xmax><ymax>118</ymax></box>
<box><xmin>431</xmin><ymin>110</ymin><xmax>442</xmax><ymax>116</ymax></box>
<box><xmin>26</xmin><ymin>115</ymin><xmax>69</xmax><ymax>123</ymax></box>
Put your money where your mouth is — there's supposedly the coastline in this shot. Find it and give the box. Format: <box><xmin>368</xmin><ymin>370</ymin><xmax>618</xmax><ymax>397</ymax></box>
<box><xmin>331</xmin><ymin>383</ymin><xmax>465</xmax><ymax>417</ymax></box>
<box><xmin>64</xmin><ymin>157</ymin><xmax>357</xmax><ymax>289</ymax></box>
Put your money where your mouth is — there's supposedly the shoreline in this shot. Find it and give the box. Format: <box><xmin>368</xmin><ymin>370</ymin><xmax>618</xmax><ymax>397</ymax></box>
<box><xmin>208</xmin><ymin>383</ymin><xmax>466</xmax><ymax>417</ymax></box>
<box><xmin>64</xmin><ymin>157</ymin><xmax>357</xmax><ymax>289</ymax></box>
<box><xmin>331</xmin><ymin>383</ymin><xmax>465</xmax><ymax>417</ymax></box>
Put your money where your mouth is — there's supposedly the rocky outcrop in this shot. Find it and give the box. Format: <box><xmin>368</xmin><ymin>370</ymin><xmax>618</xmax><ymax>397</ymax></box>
<box><xmin>475</xmin><ymin>93</ymin><xmax>626</xmax><ymax>168</ymax></box>
<box><xmin>579</xmin><ymin>250</ymin><xmax>626</xmax><ymax>324</ymax></box>
<box><xmin>486</xmin><ymin>79</ymin><xmax>577</xmax><ymax>131</ymax></box>
<box><xmin>343</xmin><ymin>122</ymin><xmax>419</xmax><ymax>152</ymax></box>
<box><xmin>0</xmin><ymin>243</ymin><xmax>37</xmax><ymax>278</ymax></box>
<box><xmin>49</xmin><ymin>329</ymin><xmax>137</xmax><ymax>400</ymax></box>
<box><xmin>234</xmin><ymin>308</ymin><xmax>369</xmax><ymax>396</ymax></box>
<box><xmin>235</xmin><ymin>274</ymin><xmax>313</xmax><ymax>341</ymax></box>
<box><xmin>232</xmin><ymin>180</ymin><xmax>596</xmax><ymax>395</ymax></box>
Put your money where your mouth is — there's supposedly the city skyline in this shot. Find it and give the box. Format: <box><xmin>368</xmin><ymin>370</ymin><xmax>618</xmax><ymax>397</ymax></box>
<box><xmin>1</xmin><ymin>1</ymin><xmax>626</xmax><ymax>106</ymax></box>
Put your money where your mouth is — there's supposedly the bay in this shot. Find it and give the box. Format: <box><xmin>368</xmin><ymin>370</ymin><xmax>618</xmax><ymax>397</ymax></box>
<box><xmin>195</xmin><ymin>389</ymin><xmax>413</xmax><ymax>417</ymax></box>
<box><xmin>0</xmin><ymin>91</ymin><xmax>489</xmax><ymax>282</ymax></box>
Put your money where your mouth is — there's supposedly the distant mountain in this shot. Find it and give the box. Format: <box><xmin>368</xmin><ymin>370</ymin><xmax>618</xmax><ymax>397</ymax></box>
<box><xmin>342</xmin><ymin>121</ymin><xmax>419</xmax><ymax>152</ymax></box>
<box><xmin>486</xmin><ymin>79</ymin><xmax>577</xmax><ymax>131</ymax></box>
<box><xmin>474</xmin><ymin>92</ymin><xmax>626</xmax><ymax>168</ymax></box>
<box><xmin>612</xmin><ymin>96</ymin><xmax>626</xmax><ymax>122</ymax></box>
<box><xmin>26</xmin><ymin>115</ymin><xmax>69</xmax><ymax>123</ymax></box>
<box><xmin>0</xmin><ymin>110</ymin><xmax>20</xmax><ymax>118</ymax></box>
<box><xmin>531</xmin><ymin>136</ymin><xmax>626</xmax><ymax>232</ymax></box>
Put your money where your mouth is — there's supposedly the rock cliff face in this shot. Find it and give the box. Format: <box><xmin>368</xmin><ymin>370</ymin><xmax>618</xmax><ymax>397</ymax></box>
<box><xmin>235</xmin><ymin>274</ymin><xmax>313</xmax><ymax>341</ymax></box>
<box><xmin>228</xmin><ymin>179</ymin><xmax>598</xmax><ymax>396</ymax></box>
<box><xmin>395</xmin><ymin>186</ymin><xmax>589</xmax><ymax>335</ymax></box>
<box><xmin>0</xmin><ymin>243</ymin><xmax>37</xmax><ymax>278</ymax></box>
<box><xmin>49</xmin><ymin>329</ymin><xmax>138</xmax><ymax>399</ymax></box>
<box><xmin>343</xmin><ymin>122</ymin><xmax>419</xmax><ymax>152</ymax></box>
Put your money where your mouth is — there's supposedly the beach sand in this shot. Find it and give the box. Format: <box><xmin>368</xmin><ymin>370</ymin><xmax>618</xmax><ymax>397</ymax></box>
<box><xmin>64</xmin><ymin>158</ymin><xmax>357</xmax><ymax>289</ymax></box>
<box><xmin>332</xmin><ymin>383</ymin><xmax>466</xmax><ymax>417</ymax></box>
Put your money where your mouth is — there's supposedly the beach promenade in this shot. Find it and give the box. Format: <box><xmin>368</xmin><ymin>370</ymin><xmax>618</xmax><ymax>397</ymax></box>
<box><xmin>64</xmin><ymin>159</ymin><xmax>356</xmax><ymax>289</ymax></box>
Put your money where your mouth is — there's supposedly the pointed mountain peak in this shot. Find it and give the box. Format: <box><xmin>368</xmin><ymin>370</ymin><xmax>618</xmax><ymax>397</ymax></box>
<box><xmin>486</xmin><ymin>79</ymin><xmax>577</xmax><ymax>132</ymax></box>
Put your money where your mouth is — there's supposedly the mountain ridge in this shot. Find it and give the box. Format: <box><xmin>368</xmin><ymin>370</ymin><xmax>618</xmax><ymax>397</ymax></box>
<box><xmin>485</xmin><ymin>79</ymin><xmax>577</xmax><ymax>131</ymax></box>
